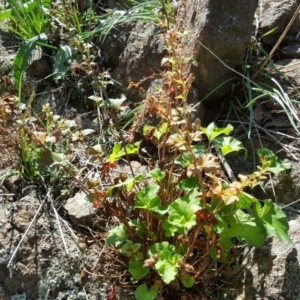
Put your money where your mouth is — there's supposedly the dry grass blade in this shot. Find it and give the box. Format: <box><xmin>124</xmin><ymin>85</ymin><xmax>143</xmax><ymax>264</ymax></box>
<box><xmin>43</xmin><ymin>183</ymin><xmax>72</xmax><ymax>255</ymax></box>
<box><xmin>281</xmin><ymin>198</ymin><xmax>300</xmax><ymax>209</ymax></box>
<box><xmin>51</xmin><ymin>200</ymin><xmax>69</xmax><ymax>255</ymax></box>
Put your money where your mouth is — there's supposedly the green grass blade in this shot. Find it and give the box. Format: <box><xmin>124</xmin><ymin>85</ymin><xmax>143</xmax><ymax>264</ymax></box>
<box><xmin>14</xmin><ymin>33</ymin><xmax>48</xmax><ymax>86</ymax></box>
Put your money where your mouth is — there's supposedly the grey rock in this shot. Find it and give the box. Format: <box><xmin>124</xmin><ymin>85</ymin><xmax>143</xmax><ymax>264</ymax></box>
<box><xmin>274</xmin><ymin>58</ymin><xmax>300</xmax><ymax>86</ymax></box>
<box><xmin>98</xmin><ymin>22</ymin><xmax>133</xmax><ymax>71</ymax></box>
<box><xmin>0</xmin><ymin>172</ymin><xmax>119</xmax><ymax>300</ymax></box>
<box><xmin>64</xmin><ymin>191</ymin><xmax>96</xmax><ymax>226</ymax></box>
<box><xmin>236</xmin><ymin>213</ymin><xmax>300</xmax><ymax>300</ymax></box>
<box><xmin>280</xmin><ymin>43</ymin><xmax>300</xmax><ymax>58</ymax></box>
<box><xmin>259</xmin><ymin>0</ymin><xmax>300</xmax><ymax>46</ymax></box>
<box><xmin>180</xmin><ymin>0</ymin><xmax>258</xmax><ymax>103</ymax></box>
<box><xmin>111</xmin><ymin>21</ymin><xmax>167</xmax><ymax>102</ymax></box>
<box><xmin>0</xmin><ymin>53</ymin><xmax>14</xmax><ymax>77</ymax></box>
<box><xmin>113</xmin><ymin>160</ymin><xmax>149</xmax><ymax>177</ymax></box>
<box><xmin>110</xmin><ymin>1</ymin><xmax>258</xmax><ymax>105</ymax></box>
<box><xmin>0</xmin><ymin>41</ymin><xmax>16</xmax><ymax>95</ymax></box>
<box><xmin>4</xmin><ymin>174</ymin><xmax>21</xmax><ymax>194</ymax></box>
<box><xmin>33</xmin><ymin>88</ymin><xmax>61</xmax><ymax>115</ymax></box>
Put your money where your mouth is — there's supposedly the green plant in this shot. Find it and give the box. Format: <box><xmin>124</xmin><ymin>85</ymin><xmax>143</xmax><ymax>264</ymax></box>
<box><xmin>104</xmin><ymin>123</ymin><xmax>291</xmax><ymax>297</ymax></box>
<box><xmin>0</xmin><ymin>0</ymin><xmax>56</xmax><ymax>86</ymax></box>
<box><xmin>0</xmin><ymin>0</ymin><xmax>51</xmax><ymax>39</ymax></box>
<box><xmin>19</xmin><ymin>126</ymin><xmax>40</xmax><ymax>179</ymax></box>
<box><xmin>16</xmin><ymin>97</ymin><xmax>85</xmax><ymax>181</ymax></box>
<box><xmin>16</xmin><ymin>92</ymin><xmax>41</xmax><ymax>179</ymax></box>
<box><xmin>81</xmin><ymin>0</ymin><xmax>163</xmax><ymax>43</ymax></box>
<box><xmin>231</xmin><ymin>41</ymin><xmax>300</xmax><ymax>137</ymax></box>
<box><xmin>0</xmin><ymin>0</ymin><xmax>96</xmax><ymax>85</ymax></box>
<box><xmin>4</xmin><ymin>1</ymin><xmax>293</xmax><ymax>297</ymax></box>
<box><xmin>96</xmin><ymin>26</ymin><xmax>292</xmax><ymax>298</ymax></box>
<box><xmin>48</xmin><ymin>0</ymin><xmax>98</xmax><ymax>79</ymax></box>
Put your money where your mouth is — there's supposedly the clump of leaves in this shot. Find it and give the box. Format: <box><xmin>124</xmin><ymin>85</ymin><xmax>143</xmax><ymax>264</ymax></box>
<box><xmin>105</xmin><ymin>122</ymin><xmax>291</xmax><ymax>295</ymax></box>
<box><xmin>99</xmin><ymin>24</ymin><xmax>292</xmax><ymax>299</ymax></box>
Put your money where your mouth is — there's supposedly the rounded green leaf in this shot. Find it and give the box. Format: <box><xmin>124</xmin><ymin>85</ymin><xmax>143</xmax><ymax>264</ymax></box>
<box><xmin>136</xmin><ymin>184</ymin><xmax>161</xmax><ymax>211</ymax></box>
<box><xmin>129</xmin><ymin>260</ymin><xmax>149</xmax><ymax>280</ymax></box>
<box><xmin>135</xmin><ymin>284</ymin><xmax>158</xmax><ymax>300</ymax></box>
<box><xmin>106</xmin><ymin>224</ymin><xmax>128</xmax><ymax>247</ymax></box>
<box><xmin>150</xmin><ymin>168</ymin><xmax>166</xmax><ymax>182</ymax></box>
<box><xmin>181</xmin><ymin>274</ymin><xmax>195</xmax><ymax>288</ymax></box>
<box><xmin>214</xmin><ymin>136</ymin><xmax>245</xmax><ymax>156</ymax></box>
<box><xmin>200</xmin><ymin>122</ymin><xmax>233</xmax><ymax>142</ymax></box>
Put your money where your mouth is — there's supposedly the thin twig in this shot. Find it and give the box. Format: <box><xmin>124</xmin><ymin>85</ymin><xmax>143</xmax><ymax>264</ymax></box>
<box><xmin>253</xmin><ymin>12</ymin><xmax>259</xmax><ymax>40</ymax></box>
<box><xmin>43</xmin><ymin>183</ymin><xmax>69</xmax><ymax>255</ymax></box>
<box><xmin>105</xmin><ymin>247</ymin><xmax>127</xmax><ymax>266</ymax></box>
<box><xmin>84</xmin><ymin>267</ymin><xmax>129</xmax><ymax>278</ymax></box>
<box><xmin>281</xmin><ymin>198</ymin><xmax>300</xmax><ymax>209</ymax></box>
<box><xmin>7</xmin><ymin>194</ymin><xmax>47</xmax><ymax>267</ymax></box>
<box><xmin>50</xmin><ymin>200</ymin><xmax>69</xmax><ymax>255</ymax></box>
<box><xmin>268</xmin><ymin>173</ymin><xmax>277</xmax><ymax>204</ymax></box>
<box><xmin>83</xmin><ymin>287</ymin><xmax>89</xmax><ymax>300</ymax></box>
<box><xmin>59</xmin><ymin>215</ymin><xmax>79</xmax><ymax>241</ymax></box>
<box><xmin>92</xmin><ymin>245</ymin><xmax>106</xmax><ymax>271</ymax></box>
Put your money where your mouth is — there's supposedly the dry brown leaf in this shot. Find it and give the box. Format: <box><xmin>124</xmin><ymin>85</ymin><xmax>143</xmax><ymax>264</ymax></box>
<box><xmin>198</xmin><ymin>153</ymin><xmax>220</xmax><ymax>173</ymax></box>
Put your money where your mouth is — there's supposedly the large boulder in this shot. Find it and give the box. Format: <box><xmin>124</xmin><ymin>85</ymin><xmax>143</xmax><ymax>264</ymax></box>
<box><xmin>111</xmin><ymin>21</ymin><xmax>167</xmax><ymax>102</ymax></box>
<box><xmin>179</xmin><ymin>0</ymin><xmax>258</xmax><ymax>103</ymax></box>
<box><xmin>111</xmin><ymin>1</ymin><xmax>258</xmax><ymax>104</ymax></box>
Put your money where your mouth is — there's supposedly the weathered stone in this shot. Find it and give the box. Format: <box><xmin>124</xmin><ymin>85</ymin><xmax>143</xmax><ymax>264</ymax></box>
<box><xmin>33</xmin><ymin>88</ymin><xmax>61</xmax><ymax>115</ymax></box>
<box><xmin>111</xmin><ymin>21</ymin><xmax>167</xmax><ymax>102</ymax></box>
<box><xmin>110</xmin><ymin>1</ymin><xmax>258</xmax><ymax>104</ymax></box>
<box><xmin>64</xmin><ymin>191</ymin><xmax>96</xmax><ymax>226</ymax></box>
<box><xmin>99</xmin><ymin>22</ymin><xmax>134</xmax><ymax>71</ymax></box>
<box><xmin>180</xmin><ymin>0</ymin><xmax>258</xmax><ymax>103</ymax></box>
<box><xmin>235</xmin><ymin>213</ymin><xmax>300</xmax><ymax>300</ymax></box>
<box><xmin>11</xmin><ymin>195</ymin><xmax>41</xmax><ymax>234</ymax></box>
<box><xmin>0</xmin><ymin>183</ymin><xmax>113</xmax><ymax>300</ymax></box>
<box><xmin>280</xmin><ymin>43</ymin><xmax>300</xmax><ymax>58</ymax></box>
<box><xmin>0</xmin><ymin>52</ymin><xmax>14</xmax><ymax>78</ymax></box>
<box><xmin>259</xmin><ymin>0</ymin><xmax>300</xmax><ymax>46</ymax></box>
<box><xmin>112</xmin><ymin>160</ymin><xmax>149</xmax><ymax>177</ymax></box>
<box><xmin>3</xmin><ymin>174</ymin><xmax>21</xmax><ymax>194</ymax></box>
<box><xmin>274</xmin><ymin>58</ymin><xmax>300</xmax><ymax>86</ymax></box>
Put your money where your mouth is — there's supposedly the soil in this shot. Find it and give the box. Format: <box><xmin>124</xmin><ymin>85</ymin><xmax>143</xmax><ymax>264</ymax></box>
<box><xmin>0</xmin><ymin>189</ymin><xmax>137</xmax><ymax>300</ymax></box>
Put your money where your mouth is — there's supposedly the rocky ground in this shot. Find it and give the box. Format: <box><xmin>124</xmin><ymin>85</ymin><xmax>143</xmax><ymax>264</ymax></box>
<box><xmin>1</xmin><ymin>0</ymin><xmax>300</xmax><ymax>299</ymax></box>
